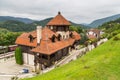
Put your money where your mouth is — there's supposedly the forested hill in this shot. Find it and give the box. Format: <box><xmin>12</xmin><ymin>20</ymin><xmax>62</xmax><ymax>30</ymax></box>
<box><xmin>0</xmin><ymin>20</ymin><xmax>36</xmax><ymax>32</ymax></box>
<box><xmin>0</xmin><ymin>18</ymin><xmax>84</xmax><ymax>32</ymax></box>
<box><xmin>0</xmin><ymin>16</ymin><xmax>35</xmax><ymax>24</ymax></box>
<box><xmin>88</xmin><ymin>14</ymin><xmax>120</xmax><ymax>27</ymax></box>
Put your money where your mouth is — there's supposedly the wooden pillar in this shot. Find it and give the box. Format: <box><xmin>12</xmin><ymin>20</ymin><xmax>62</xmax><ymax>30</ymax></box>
<box><xmin>34</xmin><ymin>53</ymin><xmax>42</xmax><ymax>73</ymax></box>
<box><xmin>56</xmin><ymin>52</ymin><xmax>58</xmax><ymax>61</ymax></box>
<box><xmin>56</xmin><ymin>26</ymin><xmax>58</xmax><ymax>31</ymax></box>
<box><xmin>48</xmin><ymin>55</ymin><xmax>50</xmax><ymax>60</ymax></box>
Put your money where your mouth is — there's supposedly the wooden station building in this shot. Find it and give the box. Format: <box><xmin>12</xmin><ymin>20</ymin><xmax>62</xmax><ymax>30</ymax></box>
<box><xmin>15</xmin><ymin>12</ymin><xmax>81</xmax><ymax>70</ymax></box>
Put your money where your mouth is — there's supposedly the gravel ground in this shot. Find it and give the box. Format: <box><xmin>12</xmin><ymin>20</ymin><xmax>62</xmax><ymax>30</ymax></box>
<box><xmin>0</xmin><ymin>57</ymin><xmax>34</xmax><ymax>80</ymax></box>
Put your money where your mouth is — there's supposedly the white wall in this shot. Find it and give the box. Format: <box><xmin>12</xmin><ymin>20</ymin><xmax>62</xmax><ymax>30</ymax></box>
<box><xmin>23</xmin><ymin>53</ymin><xmax>34</xmax><ymax>66</ymax></box>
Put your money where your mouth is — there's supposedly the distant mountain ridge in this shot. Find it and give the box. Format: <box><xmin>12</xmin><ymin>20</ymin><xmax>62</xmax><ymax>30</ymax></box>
<box><xmin>32</xmin><ymin>17</ymin><xmax>53</xmax><ymax>27</ymax></box>
<box><xmin>1</xmin><ymin>13</ymin><xmax>120</xmax><ymax>30</ymax></box>
<box><xmin>0</xmin><ymin>17</ymin><xmax>84</xmax><ymax>32</ymax></box>
<box><xmin>88</xmin><ymin>14</ymin><xmax>120</xmax><ymax>27</ymax></box>
<box><xmin>0</xmin><ymin>16</ymin><xmax>36</xmax><ymax>24</ymax></box>
<box><xmin>1</xmin><ymin>14</ymin><xmax>120</xmax><ymax>28</ymax></box>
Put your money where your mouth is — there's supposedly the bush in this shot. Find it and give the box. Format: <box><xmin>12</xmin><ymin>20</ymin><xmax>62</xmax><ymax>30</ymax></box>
<box><xmin>112</xmin><ymin>32</ymin><xmax>118</xmax><ymax>36</ymax></box>
<box><xmin>15</xmin><ymin>47</ymin><xmax>23</xmax><ymax>65</ymax></box>
<box><xmin>113</xmin><ymin>36</ymin><xmax>120</xmax><ymax>41</ymax></box>
<box><xmin>107</xmin><ymin>34</ymin><xmax>112</xmax><ymax>39</ymax></box>
<box><xmin>101</xmin><ymin>33</ymin><xmax>108</xmax><ymax>39</ymax></box>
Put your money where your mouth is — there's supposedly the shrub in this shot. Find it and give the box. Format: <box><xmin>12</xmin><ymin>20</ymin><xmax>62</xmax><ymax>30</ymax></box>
<box><xmin>113</xmin><ymin>36</ymin><xmax>120</xmax><ymax>41</ymax></box>
<box><xmin>112</xmin><ymin>32</ymin><xmax>118</xmax><ymax>36</ymax></box>
<box><xmin>15</xmin><ymin>47</ymin><xmax>23</xmax><ymax>65</ymax></box>
<box><xmin>107</xmin><ymin>34</ymin><xmax>112</xmax><ymax>39</ymax></box>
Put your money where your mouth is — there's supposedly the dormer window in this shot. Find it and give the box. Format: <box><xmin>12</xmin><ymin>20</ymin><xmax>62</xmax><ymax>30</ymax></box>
<box><xmin>51</xmin><ymin>34</ymin><xmax>56</xmax><ymax>42</ymax></box>
<box><xmin>28</xmin><ymin>34</ymin><xmax>36</xmax><ymax>43</ymax></box>
<box><xmin>69</xmin><ymin>32</ymin><xmax>73</xmax><ymax>38</ymax></box>
<box><xmin>57</xmin><ymin>34</ymin><xmax>61</xmax><ymax>41</ymax></box>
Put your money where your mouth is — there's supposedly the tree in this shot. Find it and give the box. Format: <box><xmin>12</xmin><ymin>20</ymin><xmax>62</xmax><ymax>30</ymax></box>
<box><xmin>15</xmin><ymin>47</ymin><xmax>23</xmax><ymax>65</ymax></box>
<box><xmin>69</xmin><ymin>26</ymin><xmax>83</xmax><ymax>34</ymax></box>
<box><xmin>80</xmin><ymin>33</ymin><xmax>88</xmax><ymax>44</ymax></box>
<box><xmin>0</xmin><ymin>28</ymin><xmax>21</xmax><ymax>46</ymax></box>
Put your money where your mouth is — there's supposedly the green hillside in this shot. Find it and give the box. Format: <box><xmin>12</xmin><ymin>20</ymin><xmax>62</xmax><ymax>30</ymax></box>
<box><xmin>99</xmin><ymin>18</ymin><xmax>120</xmax><ymax>39</ymax></box>
<box><xmin>23</xmin><ymin>34</ymin><xmax>120</xmax><ymax>80</ymax></box>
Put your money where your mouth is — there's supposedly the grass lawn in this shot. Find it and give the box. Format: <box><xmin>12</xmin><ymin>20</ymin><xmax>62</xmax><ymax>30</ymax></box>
<box><xmin>22</xmin><ymin>34</ymin><xmax>120</xmax><ymax>80</ymax></box>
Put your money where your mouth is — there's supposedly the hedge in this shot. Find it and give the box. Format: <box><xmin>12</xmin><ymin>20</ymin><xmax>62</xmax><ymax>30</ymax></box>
<box><xmin>15</xmin><ymin>47</ymin><xmax>23</xmax><ymax>65</ymax></box>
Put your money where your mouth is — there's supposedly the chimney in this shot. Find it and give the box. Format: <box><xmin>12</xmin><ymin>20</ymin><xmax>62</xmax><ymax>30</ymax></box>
<box><xmin>37</xmin><ymin>26</ymin><xmax>42</xmax><ymax>45</ymax></box>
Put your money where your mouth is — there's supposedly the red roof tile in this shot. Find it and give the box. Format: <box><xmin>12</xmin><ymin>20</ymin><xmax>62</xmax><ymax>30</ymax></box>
<box><xmin>31</xmin><ymin>38</ymin><xmax>75</xmax><ymax>55</ymax></box>
<box><xmin>15</xmin><ymin>27</ymin><xmax>55</xmax><ymax>47</ymax></box>
<box><xmin>15</xmin><ymin>32</ymin><xmax>37</xmax><ymax>47</ymax></box>
<box><xmin>87</xmin><ymin>29</ymin><xmax>100</xmax><ymax>35</ymax></box>
<box><xmin>16</xmin><ymin>28</ymin><xmax>80</xmax><ymax>55</ymax></box>
<box><xmin>47</xmin><ymin>12</ymin><xmax>71</xmax><ymax>26</ymax></box>
<box><xmin>87</xmin><ymin>35</ymin><xmax>96</xmax><ymax>39</ymax></box>
<box><xmin>72</xmin><ymin>31</ymin><xmax>81</xmax><ymax>40</ymax></box>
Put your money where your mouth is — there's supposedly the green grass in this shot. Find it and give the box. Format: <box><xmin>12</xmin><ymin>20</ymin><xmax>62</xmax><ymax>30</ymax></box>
<box><xmin>22</xmin><ymin>34</ymin><xmax>120</xmax><ymax>80</ymax></box>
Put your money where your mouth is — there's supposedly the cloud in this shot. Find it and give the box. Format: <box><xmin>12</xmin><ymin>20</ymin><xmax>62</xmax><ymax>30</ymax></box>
<box><xmin>0</xmin><ymin>0</ymin><xmax>120</xmax><ymax>23</ymax></box>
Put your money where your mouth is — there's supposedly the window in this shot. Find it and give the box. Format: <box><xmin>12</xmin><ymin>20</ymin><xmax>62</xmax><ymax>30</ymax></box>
<box><xmin>28</xmin><ymin>34</ymin><xmax>35</xmax><ymax>43</ymax></box>
<box><xmin>51</xmin><ymin>34</ymin><xmax>56</xmax><ymax>42</ymax></box>
<box><xmin>51</xmin><ymin>26</ymin><xmax>53</xmax><ymax>30</ymax></box>
<box><xmin>69</xmin><ymin>32</ymin><xmax>73</xmax><ymax>38</ymax></box>
<box><xmin>42</xmin><ymin>55</ymin><xmax>48</xmax><ymax>59</ymax></box>
<box><xmin>57</xmin><ymin>34</ymin><xmax>61</xmax><ymax>41</ymax></box>
<box><xmin>50</xmin><ymin>54</ymin><xmax>55</xmax><ymax>58</ymax></box>
<box><xmin>58</xmin><ymin>27</ymin><xmax>61</xmax><ymax>31</ymax></box>
<box><xmin>53</xmin><ymin>26</ymin><xmax>57</xmax><ymax>32</ymax></box>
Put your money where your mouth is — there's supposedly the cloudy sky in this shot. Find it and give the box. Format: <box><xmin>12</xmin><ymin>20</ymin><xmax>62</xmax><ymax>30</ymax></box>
<box><xmin>0</xmin><ymin>0</ymin><xmax>120</xmax><ymax>23</ymax></box>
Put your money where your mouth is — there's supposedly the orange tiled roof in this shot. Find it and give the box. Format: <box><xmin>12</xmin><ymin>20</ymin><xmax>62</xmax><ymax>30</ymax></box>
<box><xmin>47</xmin><ymin>12</ymin><xmax>71</xmax><ymax>26</ymax></box>
<box><xmin>15</xmin><ymin>32</ymin><xmax>37</xmax><ymax>47</ymax></box>
<box><xmin>87</xmin><ymin>29</ymin><xmax>100</xmax><ymax>35</ymax></box>
<box><xmin>72</xmin><ymin>31</ymin><xmax>81</xmax><ymax>40</ymax></box>
<box><xmin>31</xmin><ymin>38</ymin><xmax>75</xmax><ymax>55</ymax></box>
<box><xmin>87</xmin><ymin>35</ymin><xmax>96</xmax><ymax>39</ymax></box>
<box><xmin>16</xmin><ymin>27</ymin><xmax>80</xmax><ymax>55</ymax></box>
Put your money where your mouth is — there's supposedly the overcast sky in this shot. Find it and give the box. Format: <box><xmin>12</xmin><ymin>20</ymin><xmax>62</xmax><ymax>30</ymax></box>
<box><xmin>0</xmin><ymin>0</ymin><xmax>120</xmax><ymax>23</ymax></box>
